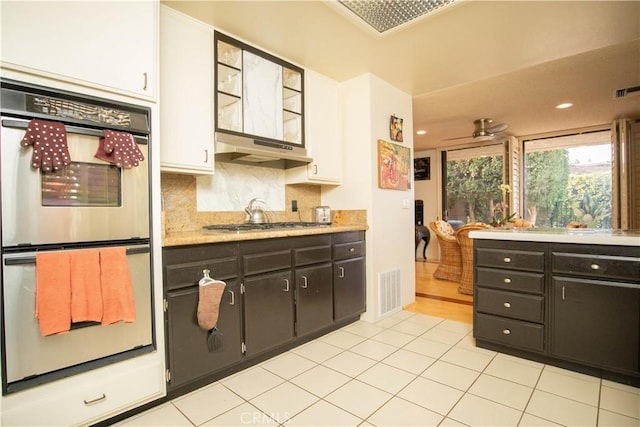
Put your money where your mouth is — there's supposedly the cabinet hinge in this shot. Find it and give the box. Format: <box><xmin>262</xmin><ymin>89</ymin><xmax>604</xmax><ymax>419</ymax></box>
<box><xmin>163</xmin><ymin>299</ymin><xmax>169</xmax><ymax>312</ymax></box>
<box><xmin>241</xmin><ymin>342</ymin><xmax>246</xmax><ymax>354</ymax></box>
<box><xmin>240</xmin><ymin>283</ymin><xmax>245</xmax><ymax>294</ymax></box>
<box><xmin>166</xmin><ymin>369</ymin><xmax>171</xmax><ymax>383</ymax></box>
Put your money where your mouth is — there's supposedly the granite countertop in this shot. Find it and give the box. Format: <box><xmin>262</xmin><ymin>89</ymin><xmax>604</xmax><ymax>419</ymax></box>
<box><xmin>469</xmin><ymin>228</ymin><xmax>640</xmax><ymax>246</ymax></box>
<box><xmin>162</xmin><ymin>224</ymin><xmax>368</xmax><ymax>247</ymax></box>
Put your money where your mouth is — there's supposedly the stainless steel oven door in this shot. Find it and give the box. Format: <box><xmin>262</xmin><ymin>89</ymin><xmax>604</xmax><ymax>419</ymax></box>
<box><xmin>2</xmin><ymin>243</ymin><xmax>153</xmax><ymax>386</ymax></box>
<box><xmin>1</xmin><ymin>118</ymin><xmax>149</xmax><ymax>247</ymax></box>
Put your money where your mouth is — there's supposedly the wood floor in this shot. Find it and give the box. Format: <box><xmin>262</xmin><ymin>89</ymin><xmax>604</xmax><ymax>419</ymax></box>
<box><xmin>404</xmin><ymin>261</ymin><xmax>473</xmax><ymax>324</ymax></box>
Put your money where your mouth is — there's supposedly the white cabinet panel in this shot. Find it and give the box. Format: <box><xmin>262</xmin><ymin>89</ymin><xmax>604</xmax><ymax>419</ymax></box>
<box><xmin>1</xmin><ymin>355</ymin><xmax>164</xmax><ymax>426</ymax></box>
<box><xmin>159</xmin><ymin>6</ymin><xmax>214</xmax><ymax>174</ymax></box>
<box><xmin>286</xmin><ymin>70</ymin><xmax>342</xmax><ymax>184</ymax></box>
<box><xmin>1</xmin><ymin>1</ymin><xmax>157</xmax><ymax>100</ymax></box>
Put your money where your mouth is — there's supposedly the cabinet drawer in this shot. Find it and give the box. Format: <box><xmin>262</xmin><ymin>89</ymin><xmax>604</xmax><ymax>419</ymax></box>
<box><xmin>294</xmin><ymin>245</ymin><xmax>332</xmax><ymax>266</ymax></box>
<box><xmin>476</xmin><ymin>267</ymin><xmax>544</xmax><ymax>294</ymax></box>
<box><xmin>333</xmin><ymin>241</ymin><xmax>365</xmax><ymax>261</ymax></box>
<box><xmin>476</xmin><ymin>248</ymin><xmax>544</xmax><ymax>272</ymax></box>
<box><xmin>476</xmin><ymin>288</ymin><xmax>544</xmax><ymax>323</ymax></box>
<box><xmin>475</xmin><ymin>313</ymin><xmax>544</xmax><ymax>352</ymax></box>
<box><xmin>165</xmin><ymin>257</ymin><xmax>238</xmax><ymax>290</ymax></box>
<box><xmin>552</xmin><ymin>251</ymin><xmax>640</xmax><ymax>282</ymax></box>
<box><xmin>243</xmin><ymin>250</ymin><xmax>292</xmax><ymax>276</ymax></box>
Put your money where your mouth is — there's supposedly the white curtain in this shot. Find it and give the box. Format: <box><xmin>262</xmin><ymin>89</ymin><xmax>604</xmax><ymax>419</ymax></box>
<box><xmin>611</xmin><ymin>119</ymin><xmax>638</xmax><ymax>229</ymax></box>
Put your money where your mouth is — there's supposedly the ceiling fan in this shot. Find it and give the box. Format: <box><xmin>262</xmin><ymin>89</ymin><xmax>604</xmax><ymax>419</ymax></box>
<box><xmin>445</xmin><ymin>118</ymin><xmax>509</xmax><ymax>142</ymax></box>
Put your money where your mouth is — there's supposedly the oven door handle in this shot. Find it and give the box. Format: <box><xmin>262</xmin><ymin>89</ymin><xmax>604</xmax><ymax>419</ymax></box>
<box><xmin>4</xmin><ymin>245</ymin><xmax>150</xmax><ymax>266</ymax></box>
<box><xmin>1</xmin><ymin>118</ymin><xmax>148</xmax><ymax>145</ymax></box>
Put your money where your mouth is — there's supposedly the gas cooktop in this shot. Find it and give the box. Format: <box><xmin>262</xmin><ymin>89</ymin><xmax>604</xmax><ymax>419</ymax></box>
<box><xmin>203</xmin><ymin>222</ymin><xmax>330</xmax><ymax>232</ymax></box>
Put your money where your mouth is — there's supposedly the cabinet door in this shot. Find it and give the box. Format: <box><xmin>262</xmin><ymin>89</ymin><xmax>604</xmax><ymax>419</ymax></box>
<box><xmin>296</xmin><ymin>263</ymin><xmax>333</xmax><ymax>337</ymax></box>
<box><xmin>159</xmin><ymin>6</ymin><xmax>214</xmax><ymax>174</ymax></box>
<box><xmin>333</xmin><ymin>257</ymin><xmax>366</xmax><ymax>322</ymax></box>
<box><xmin>551</xmin><ymin>277</ymin><xmax>640</xmax><ymax>373</ymax></box>
<box><xmin>166</xmin><ymin>280</ymin><xmax>243</xmax><ymax>389</ymax></box>
<box><xmin>244</xmin><ymin>271</ymin><xmax>295</xmax><ymax>357</ymax></box>
<box><xmin>1</xmin><ymin>1</ymin><xmax>156</xmax><ymax>99</ymax></box>
<box><xmin>285</xmin><ymin>70</ymin><xmax>342</xmax><ymax>184</ymax></box>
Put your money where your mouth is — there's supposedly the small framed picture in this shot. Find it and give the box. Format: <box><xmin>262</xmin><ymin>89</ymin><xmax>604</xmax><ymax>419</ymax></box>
<box><xmin>390</xmin><ymin>115</ymin><xmax>403</xmax><ymax>142</ymax></box>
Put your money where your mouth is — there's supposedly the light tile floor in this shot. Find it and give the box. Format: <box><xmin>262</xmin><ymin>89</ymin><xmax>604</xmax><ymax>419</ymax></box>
<box><xmin>118</xmin><ymin>311</ymin><xmax>640</xmax><ymax>427</ymax></box>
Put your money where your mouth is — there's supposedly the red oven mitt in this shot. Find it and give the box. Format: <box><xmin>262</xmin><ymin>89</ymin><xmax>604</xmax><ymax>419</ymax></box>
<box><xmin>95</xmin><ymin>129</ymin><xmax>144</xmax><ymax>169</ymax></box>
<box><xmin>21</xmin><ymin>119</ymin><xmax>71</xmax><ymax>172</ymax></box>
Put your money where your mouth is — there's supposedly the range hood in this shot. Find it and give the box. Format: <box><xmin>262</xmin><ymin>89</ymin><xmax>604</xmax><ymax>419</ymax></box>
<box><xmin>215</xmin><ymin>132</ymin><xmax>312</xmax><ymax>169</ymax></box>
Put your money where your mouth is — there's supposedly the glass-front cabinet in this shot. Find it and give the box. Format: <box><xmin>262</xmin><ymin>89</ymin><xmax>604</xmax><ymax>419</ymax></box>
<box><xmin>215</xmin><ymin>31</ymin><xmax>304</xmax><ymax>148</ymax></box>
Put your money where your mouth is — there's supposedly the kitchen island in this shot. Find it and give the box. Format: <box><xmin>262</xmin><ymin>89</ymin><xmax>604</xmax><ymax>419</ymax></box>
<box><xmin>469</xmin><ymin>228</ymin><xmax>639</xmax><ymax>386</ymax></box>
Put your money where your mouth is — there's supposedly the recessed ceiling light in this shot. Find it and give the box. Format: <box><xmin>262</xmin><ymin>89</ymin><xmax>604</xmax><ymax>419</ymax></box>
<box><xmin>556</xmin><ymin>103</ymin><xmax>573</xmax><ymax>109</ymax></box>
<box><xmin>416</xmin><ymin>130</ymin><xmax>427</xmax><ymax>135</ymax></box>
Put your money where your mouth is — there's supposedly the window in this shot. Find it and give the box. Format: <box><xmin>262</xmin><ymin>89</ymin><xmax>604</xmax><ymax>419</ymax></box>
<box><xmin>443</xmin><ymin>143</ymin><xmax>506</xmax><ymax>226</ymax></box>
<box><xmin>523</xmin><ymin>130</ymin><xmax>612</xmax><ymax>228</ymax></box>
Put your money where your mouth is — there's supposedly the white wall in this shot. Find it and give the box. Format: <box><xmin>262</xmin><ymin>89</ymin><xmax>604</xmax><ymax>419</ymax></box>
<box><xmin>414</xmin><ymin>149</ymin><xmax>440</xmax><ymax>261</ymax></box>
<box><xmin>323</xmin><ymin>73</ymin><xmax>415</xmax><ymax>322</ymax></box>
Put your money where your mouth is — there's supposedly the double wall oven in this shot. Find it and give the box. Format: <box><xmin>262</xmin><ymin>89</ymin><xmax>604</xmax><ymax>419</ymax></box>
<box><xmin>0</xmin><ymin>79</ymin><xmax>154</xmax><ymax>394</ymax></box>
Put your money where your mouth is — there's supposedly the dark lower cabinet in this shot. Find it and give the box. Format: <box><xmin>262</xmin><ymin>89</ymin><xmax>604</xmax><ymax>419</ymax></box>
<box><xmin>243</xmin><ymin>270</ymin><xmax>295</xmax><ymax>357</ymax></box>
<box><xmin>166</xmin><ymin>279</ymin><xmax>243</xmax><ymax>389</ymax></box>
<box><xmin>163</xmin><ymin>231</ymin><xmax>367</xmax><ymax>399</ymax></box>
<box><xmin>550</xmin><ymin>277</ymin><xmax>640</xmax><ymax>374</ymax></box>
<box><xmin>296</xmin><ymin>263</ymin><xmax>333</xmax><ymax>336</ymax></box>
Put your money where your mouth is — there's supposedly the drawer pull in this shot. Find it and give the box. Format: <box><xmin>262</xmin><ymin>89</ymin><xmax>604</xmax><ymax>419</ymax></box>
<box><xmin>83</xmin><ymin>393</ymin><xmax>106</xmax><ymax>405</ymax></box>
<box><xmin>504</xmin><ymin>302</ymin><xmax>511</xmax><ymax>308</ymax></box>
<box><xmin>301</xmin><ymin>276</ymin><xmax>308</xmax><ymax>289</ymax></box>
<box><xmin>503</xmin><ymin>277</ymin><xmax>512</xmax><ymax>284</ymax></box>
<box><xmin>503</xmin><ymin>257</ymin><xmax>512</xmax><ymax>263</ymax></box>
<box><xmin>349</xmin><ymin>247</ymin><xmax>355</xmax><ymax>252</ymax></box>
<box><xmin>502</xmin><ymin>329</ymin><xmax>511</xmax><ymax>335</ymax></box>
<box><xmin>590</xmin><ymin>263</ymin><xmax>600</xmax><ymax>270</ymax></box>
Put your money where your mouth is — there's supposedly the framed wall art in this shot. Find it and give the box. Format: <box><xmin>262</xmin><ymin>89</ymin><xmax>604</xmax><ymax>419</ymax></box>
<box><xmin>377</xmin><ymin>139</ymin><xmax>411</xmax><ymax>190</ymax></box>
<box><xmin>389</xmin><ymin>115</ymin><xmax>403</xmax><ymax>142</ymax></box>
<box><xmin>414</xmin><ymin>156</ymin><xmax>431</xmax><ymax>180</ymax></box>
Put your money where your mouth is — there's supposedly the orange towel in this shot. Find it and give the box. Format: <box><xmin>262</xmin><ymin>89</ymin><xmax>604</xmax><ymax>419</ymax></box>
<box><xmin>100</xmin><ymin>247</ymin><xmax>136</xmax><ymax>325</ymax></box>
<box><xmin>70</xmin><ymin>249</ymin><xmax>103</xmax><ymax>322</ymax></box>
<box><xmin>35</xmin><ymin>252</ymin><xmax>71</xmax><ymax>336</ymax></box>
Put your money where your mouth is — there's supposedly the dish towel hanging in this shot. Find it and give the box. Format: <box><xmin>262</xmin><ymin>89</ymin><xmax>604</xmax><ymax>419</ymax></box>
<box><xmin>21</xmin><ymin>119</ymin><xmax>71</xmax><ymax>172</ymax></box>
<box><xmin>70</xmin><ymin>249</ymin><xmax>103</xmax><ymax>323</ymax></box>
<box><xmin>100</xmin><ymin>247</ymin><xmax>136</xmax><ymax>325</ymax></box>
<box><xmin>95</xmin><ymin>129</ymin><xmax>144</xmax><ymax>169</ymax></box>
<box><xmin>197</xmin><ymin>269</ymin><xmax>226</xmax><ymax>351</ymax></box>
<box><xmin>35</xmin><ymin>252</ymin><xmax>72</xmax><ymax>336</ymax></box>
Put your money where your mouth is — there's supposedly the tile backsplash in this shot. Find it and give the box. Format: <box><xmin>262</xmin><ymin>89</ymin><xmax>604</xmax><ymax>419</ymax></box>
<box><xmin>161</xmin><ymin>171</ymin><xmax>321</xmax><ymax>233</ymax></box>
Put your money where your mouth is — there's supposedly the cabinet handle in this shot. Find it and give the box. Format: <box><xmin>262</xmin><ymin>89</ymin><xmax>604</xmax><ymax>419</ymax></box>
<box><xmin>143</xmin><ymin>72</ymin><xmax>148</xmax><ymax>91</ymax></box>
<box><xmin>229</xmin><ymin>290</ymin><xmax>235</xmax><ymax>306</ymax></box>
<box><xmin>204</xmin><ymin>149</ymin><xmax>209</xmax><ymax>164</ymax></box>
<box><xmin>83</xmin><ymin>393</ymin><xmax>106</xmax><ymax>405</ymax></box>
<box><xmin>590</xmin><ymin>263</ymin><xmax>600</xmax><ymax>270</ymax></box>
<box><xmin>562</xmin><ymin>286</ymin><xmax>566</xmax><ymax>301</ymax></box>
<box><xmin>503</xmin><ymin>277</ymin><xmax>512</xmax><ymax>284</ymax></box>
<box><xmin>502</xmin><ymin>329</ymin><xmax>511</xmax><ymax>335</ymax></box>
<box><xmin>283</xmin><ymin>279</ymin><xmax>290</xmax><ymax>292</ymax></box>
<box><xmin>503</xmin><ymin>257</ymin><xmax>512</xmax><ymax>263</ymax></box>
<box><xmin>349</xmin><ymin>247</ymin><xmax>355</xmax><ymax>252</ymax></box>
<box><xmin>503</xmin><ymin>302</ymin><xmax>511</xmax><ymax>308</ymax></box>
<box><xmin>313</xmin><ymin>164</ymin><xmax>318</xmax><ymax>175</ymax></box>
<box><xmin>301</xmin><ymin>276</ymin><xmax>308</xmax><ymax>289</ymax></box>
<box><xmin>338</xmin><ymin>267</ymin><xmax>345</xmax><ymax>278</ymax></box>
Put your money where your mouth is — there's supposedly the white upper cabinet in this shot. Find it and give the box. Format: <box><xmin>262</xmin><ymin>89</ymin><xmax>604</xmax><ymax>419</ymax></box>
<box><xmin>159</xmin><ymin>5</ymin><xmax>214</xmax><ymax>174</ymax></box>
<box><xmin>286</xmin><ymin>70</ymin><xmax>342</xmax><ymax>185</ymax></box>
<box><xmin>0</xmin><ymin>0</ymin><xmax>157</xmax><ymax>100</ymax></box>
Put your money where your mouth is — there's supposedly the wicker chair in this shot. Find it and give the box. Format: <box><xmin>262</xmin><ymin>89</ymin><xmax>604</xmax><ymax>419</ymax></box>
<box><xmin>456</xmin><ymin>222</ymin><xmax>492</xmax><ymax>295</ymax></box>
<box><xmin>428</xmin><ymin>220</ymin><xmax>462</xmax><ymax>282</ymax></box>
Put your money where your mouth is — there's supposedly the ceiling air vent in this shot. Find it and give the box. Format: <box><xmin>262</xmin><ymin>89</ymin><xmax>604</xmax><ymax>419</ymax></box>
<box><xmin>614</xmin><ymin>85</ymin><xmax>640</xmax><ymax>99</ymax></box>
